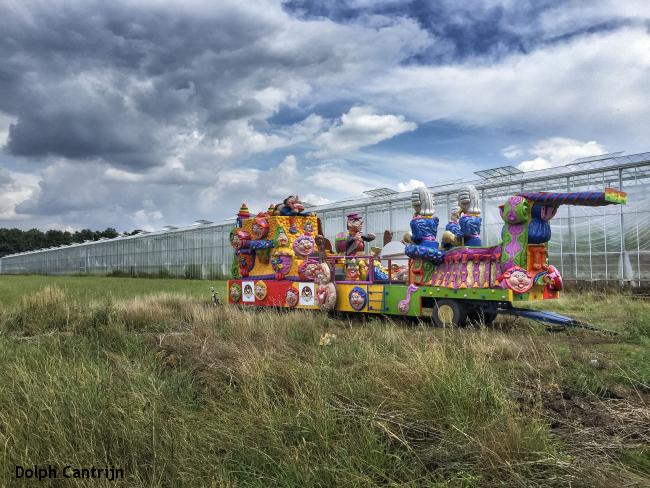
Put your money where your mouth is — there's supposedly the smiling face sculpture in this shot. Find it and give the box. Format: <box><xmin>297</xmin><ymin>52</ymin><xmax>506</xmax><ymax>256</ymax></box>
<box><xmin>298</xmin><ymin>260</ymin><xmax>320</xmax><ymax>281</ymax></box>
<box><xmin>293</xmin><ymin>236</ymin><xmax>315</xmax><ymax>257</ymax></box>
<box><xmin>498</xmin><ymin>266</ymin><xmax>533</xmax><ymax>294</ymax></box>
<box><xmin>251</xmin><ymin>216</ymin><xmax>269</xmax><ymax>240</ymax></box>
<box><xmin>348</xmin><ymin>286</ymin><xmax>367</xmax><ymax>311</ymax></box>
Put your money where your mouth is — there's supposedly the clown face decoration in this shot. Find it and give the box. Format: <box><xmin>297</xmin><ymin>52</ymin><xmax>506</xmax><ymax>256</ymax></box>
<box><xmin>271</xmin><ymin>252</ymin><xmax>292</xmax><ymax>280</ymax></box>
<box><xmin>303</xmin><ymin>221</ymin><xmax>314</xmax><ymax>234</ymax></box>
<box><xmin>348</xmin><ymin>286</ymin><xmax>367</xmax><ymax>311</ymax></box>
<box><xmin>345</xmin><ymin>260</ymin><xmax>360</xmax><ymax>281</ymax></box>
<box><xmin>230</xmin><ymin>229</ymin><xmax>250</xmax><ymax>250</ymax></box>
<box><xmin>237</xmin><ymin>253</ymin><xmax>255</xmax><ymax>277</ymax></box>
<box><xmin>293</xmin><ymin>236</ymin><xmax>315</xmax><ymax>257</ymax></box>
<box><xmin>285</xmin><ymin>196</ymin><xmax>304</xmax><ymax>214</ymax></box>
<box><xmin>545</xmin><ymin>265</ymin><xmax>563</xmax><ymax>291</ymax></box>
<box><xmin>285</xmin><ymin>287</ymin><xmax>299</xmax><ymax>307</ymax></box>
<box><xmin>275</xmin><ymin>228</ymin><xmax>289</xmax><ymax>247</ymax></box>
<box><xmin>229</xmin><ymin>283</ymin><xmax>242</xmax><ymax>303</ymax></box>
<box><xmin>254</xmin><ymin>281</ymin><xmax>268</xmax><ymax>301</ymax></box>
<box><xmin>347</xmin><ymin>213</ymin><xmax>364</xmax><ymax>233</ymax></box>
<box><xmin>298</xmin><ymin>259</ymin><xmax>320</xmax><ymax>281</ymax></box>
<box><xmin>251</xmin><ymin>216</ymin><xmax>269</xmax><ymax>240</ymax></box>
<box><xmin>498</xmin><ymin>266</ymin><xmax>533</xmax><ymax>294</ymax></box>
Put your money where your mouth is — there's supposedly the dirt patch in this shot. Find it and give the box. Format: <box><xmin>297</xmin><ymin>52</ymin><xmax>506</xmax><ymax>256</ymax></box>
<box><xmin>517</xmin><ymin>382</ymin><xmax>650</xmax><ymax>454</ymax></box>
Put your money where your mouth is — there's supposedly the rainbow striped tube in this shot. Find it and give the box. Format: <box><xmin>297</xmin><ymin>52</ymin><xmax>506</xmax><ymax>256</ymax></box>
<box><xmin>516</xmin><ymin>187</ymin><xmax>626</xmax><ymax>207</ymax></box>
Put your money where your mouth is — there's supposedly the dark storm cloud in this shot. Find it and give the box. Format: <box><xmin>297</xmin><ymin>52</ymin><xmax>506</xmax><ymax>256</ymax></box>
<box><xmin>0</xmin><ymin>168</ymin><xmax>14</xmax><ymax>187</ymax></box>
<box><xmin>0</xmin><ymin>0</ymin><xmax>373</xmax><ymax>170</ymax></box>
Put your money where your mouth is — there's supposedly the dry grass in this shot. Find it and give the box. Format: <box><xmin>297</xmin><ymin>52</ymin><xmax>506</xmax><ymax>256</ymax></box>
<box><xmin>0</xmin><ymin>283</ymin><xmax>648</xmax><ymax>487</ymax></box>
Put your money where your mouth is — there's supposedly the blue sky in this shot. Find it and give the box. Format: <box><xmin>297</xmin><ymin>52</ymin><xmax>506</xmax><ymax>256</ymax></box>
<box><xmin>1</xmin><ymin>0</ymin><xmax>649</xmax><ymax>231</ymax></box>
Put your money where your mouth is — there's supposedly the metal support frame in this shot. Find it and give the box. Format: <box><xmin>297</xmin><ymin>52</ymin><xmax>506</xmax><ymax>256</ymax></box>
<box><xmin>2</xmin><ymin>153</ymin><xmax>649</xmax><ymax>283</ymax></box>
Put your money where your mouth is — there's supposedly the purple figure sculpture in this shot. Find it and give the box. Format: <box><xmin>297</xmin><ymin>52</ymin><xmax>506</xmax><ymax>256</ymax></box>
<box><xmin>345</xmin><ymin>212</ymin><xmax>375</xmax><ymax>255</ymax></box>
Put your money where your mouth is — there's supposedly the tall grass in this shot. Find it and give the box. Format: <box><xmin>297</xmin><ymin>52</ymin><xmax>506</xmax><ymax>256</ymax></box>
<box><xmin>0</xmin><ymin>283</ymin><xmax>648</xmax><ymax>487</ymax></box>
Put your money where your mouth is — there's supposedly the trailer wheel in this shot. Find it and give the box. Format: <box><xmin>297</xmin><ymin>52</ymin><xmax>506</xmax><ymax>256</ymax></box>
<box><xmin>468</xmin><ymin>309</ymin><xmax>497</xmax><ymax>326</ymax></box>
<box><xmin>432</xmin><ymin>299</ymin><xmax>467</xmax><ymax>327</ymax></box>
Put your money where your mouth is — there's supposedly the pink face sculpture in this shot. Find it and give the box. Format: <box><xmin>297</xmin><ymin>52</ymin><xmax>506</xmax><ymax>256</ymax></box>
<box><xmin>285</xmin><ymin>287</ymin><xmax>299</xmax><ymax>307</ymax></box>
<box><xmin>499</xmin><ymin>267</ymin><xmax>533</xmax><ymax>294</ymax></box>
<box><xmin>315</xmin><ymin>263</ymin><xmax>331</xmax><ymax>285</ymax></box>
<box><xmin>545</xmin><ymin>265</ymin><xmax>563</xmax><ymax>291</ymax></box>
<box><xmin>251</xmin><ymin>216</ymin><xmax>269</xmax><ymax>240</ymax></box>
<box><xmin>285</xmin><ymin>196</ymin><xmax>305</xmax><ymax>214</ymax></box>
<box><xmin>230</xmin><ymin>230</ymin><xmax>250</xmax><ymax>250</ymax></box>
<box><xmin>298</xmin><ymin>260</ymin><xmax>320</xmax><ymax>281</ymax></box>
<box><xmin>315</xmin><ymin>263</ymin><xmax>337</xmax><ymax>310</ymax></box>
<box><xmin>293</xmin><ymin>236</ymin><xmax>315</xmax><ymax>257</ymax></box>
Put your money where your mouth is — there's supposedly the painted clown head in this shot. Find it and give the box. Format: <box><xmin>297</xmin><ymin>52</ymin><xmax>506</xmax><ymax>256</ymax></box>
<box><xmin>284</xmin><ymin>195</ymin><xmax>304</xmax><ymax>214</ymax></box>
<box><xmin>346</xmin><ymin>212</ymin><xmax>364</xmax><ymax>233</ymax></box>
<box><xmin>498</xmin><ymin>266</ymin><xmax>533</xmax><ymax>294</ymax></box>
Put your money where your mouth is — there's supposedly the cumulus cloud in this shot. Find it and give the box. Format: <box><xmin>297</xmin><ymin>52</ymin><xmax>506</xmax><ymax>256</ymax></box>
<box><xmin>0</xmin><ymin>0</ymin><xmax>429</xmax><ymax>172</ymax></box>
<box><xmin>364</xmin><ymin>28</ymin><xmax>650</xmax><ymax>143</ymax></box>
<box><xmin>0</xmin><ymin>169</ymin><xmax>40</xmax><ymax>221</ymax></box>
<box><xmin>1</xmin><ymin>1</ymin><xmax>648</xmax><ymax>231</ymax></box>
<box><xmin>513</xmin><ymin>138</ymin><xmax>606</xmax><ymax>172</ymax></box>
<box><xmin>312</xmin><ymin>106</ymin><xmax>417</xmax><ymax>157</ymax></box>
<box><xmin>132</xmin><ymin>205</ymin><xmax>164</xmax><ymax>232</ymax></box>
<box><xmin>397</xmin><ymin>179</ymin><xmax>426</xmax><ymax>192</ymax></box>
<box><xmin>502</xmin><ymin>145</ymin><xmax>524</xmax><ymax>160</ymax></box>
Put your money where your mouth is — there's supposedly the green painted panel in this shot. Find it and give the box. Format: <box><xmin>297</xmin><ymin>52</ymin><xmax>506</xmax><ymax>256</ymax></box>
<box><xmin>381</xmin><ymin>283</ymin><xmax>513</xmax><ymax>318</ymax></box>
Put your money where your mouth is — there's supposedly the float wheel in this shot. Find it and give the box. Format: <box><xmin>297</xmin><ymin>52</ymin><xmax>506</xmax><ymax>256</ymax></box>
<box><xmin>432</xmin><ymin>299</ymin><xmax>467</xmax><ymax>327</ymax></box>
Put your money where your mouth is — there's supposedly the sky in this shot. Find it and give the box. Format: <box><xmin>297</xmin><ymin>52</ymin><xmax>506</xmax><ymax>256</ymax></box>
<box><xmin>1</xmin><ymin>0</ymin><xmax>650</xmax><ymax>232</ymax></box>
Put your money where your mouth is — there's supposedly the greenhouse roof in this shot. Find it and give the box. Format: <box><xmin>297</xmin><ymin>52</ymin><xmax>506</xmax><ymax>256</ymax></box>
<box><xmin>3</xmin><ymin>150</ymin><xmax>650</xmax><ymax>258</ymax></box>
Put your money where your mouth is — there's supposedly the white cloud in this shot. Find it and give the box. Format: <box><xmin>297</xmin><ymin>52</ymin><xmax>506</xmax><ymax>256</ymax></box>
<box><xmin>538</xmin><ymin>1</ymin><xmax>650</xmax><ymax>38</ymax></box>
<box><xmin>502</xmin><ymin>145</ymin><xmax>524</xmax><ymax>160</ymax></box>
<box><xmin>0</xmin><ymin>169</ymin><xmax>41</xmax><ymax>221</ymax></box>
<box><xmin>312</xmin><ymin>106</ymin><xmax>417</xmax><ymax>157</ymax></box>
<box><xmin>397</xmin><ymin>179</ymin><xmax>426</xmax><ymax>192</ymax></box>
<box><xmin>133</xmin><ymin>208</ymin><xmax>164</xmax><ymax>232</ymax></box>
<box><xmin>365</xmin><ymin>28</ymin><xmax>650</xmax><ymax>144</ymax></box>
<box><xmin>515</xmin><ymin>137</ymin><xmax>606</xmax><ymax>172</ymax></box>
<box><xmin>0</xmin><ymin>113</ymin><xmax>15</xmax><ymax>146</ymax></box>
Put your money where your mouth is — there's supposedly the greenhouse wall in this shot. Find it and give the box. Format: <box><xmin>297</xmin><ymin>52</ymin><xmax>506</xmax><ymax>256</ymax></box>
<box><xmin>2</xmin><ymin>152</ymin><xmax>649</xmax><ymax>284</ymax></box>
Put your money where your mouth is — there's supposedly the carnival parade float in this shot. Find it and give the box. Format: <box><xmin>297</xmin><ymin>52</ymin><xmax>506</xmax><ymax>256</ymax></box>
<box><xmin>227</xmin><ymin>186</ymin><xmax>627</xmax><ymax>328</ymax></box>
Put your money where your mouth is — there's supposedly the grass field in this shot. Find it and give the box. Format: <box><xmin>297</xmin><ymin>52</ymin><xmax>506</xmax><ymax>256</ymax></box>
<box><xmin>0</xmin><ymin>275</ymin><xmax>648</xmax><ymax>487</ymax></box>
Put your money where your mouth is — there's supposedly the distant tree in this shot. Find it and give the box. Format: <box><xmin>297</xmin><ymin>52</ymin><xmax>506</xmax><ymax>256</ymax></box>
<box><xmin>0</xmin><ymin>226</ymin><xmax>122</xmax><ymax>257</ymax></box>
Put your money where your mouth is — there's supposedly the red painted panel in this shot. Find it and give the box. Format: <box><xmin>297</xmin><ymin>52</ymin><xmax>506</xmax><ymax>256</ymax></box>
<box><xmin>227</xmin><ymin>279</ymin><xmax>300</xmax><ymax>308</ymax></box>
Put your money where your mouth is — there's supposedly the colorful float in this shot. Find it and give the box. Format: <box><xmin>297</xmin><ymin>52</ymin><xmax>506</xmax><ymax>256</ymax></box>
<box><xmin>227</xmin><ymin>187</ymin><xmax>627</xmax><ymax>328</ymax></box>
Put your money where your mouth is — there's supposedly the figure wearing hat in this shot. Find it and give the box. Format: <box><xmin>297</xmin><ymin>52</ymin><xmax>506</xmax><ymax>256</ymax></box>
<box><xmin>275</xmin><ymin>195</ymin><xmax>312</xmax><ymax>216</ymax></box>
<box><xmin>345</xmin><ymin>212</ymin><xmax>375</xmax><ymax>255</ymax></box>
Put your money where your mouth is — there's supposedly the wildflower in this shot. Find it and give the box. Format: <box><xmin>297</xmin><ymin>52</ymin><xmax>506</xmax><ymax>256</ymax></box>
<box><xmin>319</xmin><ymin>332</ymin><xmax>337</xmax><ymax>346</ymax></box>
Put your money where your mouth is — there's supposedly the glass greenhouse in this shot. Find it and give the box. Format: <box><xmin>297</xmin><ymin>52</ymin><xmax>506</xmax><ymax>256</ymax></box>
<box><xmin>2</xmin><ymin>152</ymin><xmax>649</xmax><ymax>285</ymax></box>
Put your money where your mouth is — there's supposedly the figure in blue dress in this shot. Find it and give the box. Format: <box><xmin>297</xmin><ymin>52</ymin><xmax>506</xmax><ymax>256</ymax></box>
<box><xmin>404</xmin><ymin>187</ymin><xmax>444</xmax><ymax>263</ymax></box>
<box><xmin>458</xmin><ymin>185</ymin><xmax>482</xmax><ymax>246</ymax></box>
<box><xmin>441</xmin><ymin>205</ymin><xmax>462</xmax><ymax>250</ymax></box>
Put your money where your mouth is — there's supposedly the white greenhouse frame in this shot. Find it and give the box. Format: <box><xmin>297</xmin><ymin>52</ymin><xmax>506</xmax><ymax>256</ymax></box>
<box><xmin>2</xmin><ymin>152</ymin><xmax>649</xmax><ymax>285</ymax></box>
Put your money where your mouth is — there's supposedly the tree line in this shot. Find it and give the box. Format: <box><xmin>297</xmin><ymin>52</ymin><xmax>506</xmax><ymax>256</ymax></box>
<box><xmin>0</xmin><ymin>227</ymin><xmax>125</xmax><ymax>258</ymax></box>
